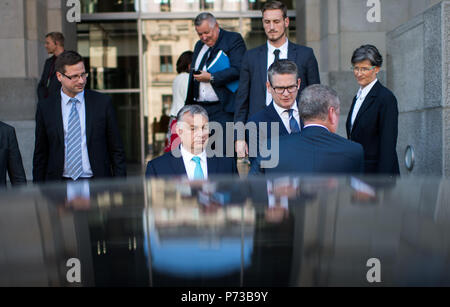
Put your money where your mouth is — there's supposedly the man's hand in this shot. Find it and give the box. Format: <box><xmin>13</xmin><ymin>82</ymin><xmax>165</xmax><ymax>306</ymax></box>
<box><xmin>235</xmin><ymin>140</ymin><xmax>248</xmax><ymax>158</ymax></box>
<box><xmin>193</xmin><ymin>70</ymin><xmax>211</xmax><ymax>83</ymax></box>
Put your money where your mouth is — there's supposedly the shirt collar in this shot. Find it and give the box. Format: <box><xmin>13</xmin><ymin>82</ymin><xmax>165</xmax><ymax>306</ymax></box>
<box><xmin>180</xmin><ymin>145</ymin><xmax>207</xmax><ymax>163</ymax></box>
<box><xmin>272</xmin><ymin>100</ymin><xmax>298</xmax><ymax>117</ymax></box>
<box><xmin>267</xmin><ymin>39</ymin><xmax>289</xmax><ymax>56</ymax></box>
<box><xmin>303</xmin><ymin>124</ymin><xmax>329</xmax><ymax>131</ymax></box>
<box><xmin>61</xmin><ymin>89</ymin><xmax>85</xmax><ymax>105</ymax></box>
<box><xmin>358</xmin><ymin>78</ymin><xmax>378</xmax><ymax>99</ymax></box>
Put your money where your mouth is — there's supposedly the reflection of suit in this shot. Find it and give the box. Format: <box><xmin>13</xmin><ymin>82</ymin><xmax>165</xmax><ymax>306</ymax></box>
<box><xmin>186</xmin><ymin>28</ymin><xmax>246</xmax><ymax>115</ymax></box>
<box><xmin>145</xmin><ymin>151</ymin><xmax>238</xmax><ymax>177</ymax></box>
<box><xmin>234</xmin><ymin>41</ymin><xmax>320</xmax><ymax>124</ymax></box>
<box><xmin>37</xmin><ymin>55</ymin><xmax>61</xmax><ymax>101</ymax></box>
<box><xmin>33</xmin><ymin>90</ymin><xmax>127</xmax><ymax>182</ymax></box>
<box><xmin>0</xmin><ymin>121</ymin><xmax>26</xmax><ymax>186</ymax></box>
<box><xmin>346</xmin><ymin>81</ymin><xmax>400</xmax><ymax>175</ymax></box>
<box><xmin>252</xmin><ymin>126</ymin><xmax>364</xmax><ymax>175</ymax></box>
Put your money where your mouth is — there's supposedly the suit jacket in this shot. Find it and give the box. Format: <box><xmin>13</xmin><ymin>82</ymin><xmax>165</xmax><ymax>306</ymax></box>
<box><xmin>185</xmin><ymin>28</ymin><xmax>246</xmax><ymax>113</ymax></box>
<box><xmin>251</xmin><ymin>126</ymin><xmax>364</xmax><ymax>175</ymax></box>
<box><xmin>234</xmin><ymin>41</ymin><xmax>320</xmax><ymax>124</ymax></box>
<box><xmin>346</xmin><ymin>81</ymin><xmax>400</xmax><ymax>175</ymax></box>
<box><xmin>33</xmin><ymin>89</ymin><xmax>127</xmax><ymax>182</ymax></box>
<box><xmin>0</xmin><ymin>122</ymin><xmax>27</xmax><ymax>186</ymax></box>
<box><xmin>145</xmin><ymin>151</ymin><xmax>238</xmax><ymax>178</ymax></box>
<box><xmin>37</xmin><ymin>55</ymin><xmax>61</xmax><ymax>101</ymax></box>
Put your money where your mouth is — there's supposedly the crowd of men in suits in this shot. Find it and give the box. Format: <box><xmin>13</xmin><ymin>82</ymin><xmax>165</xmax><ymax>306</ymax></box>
<box><xmin>0</xmin><ymin>1</ymin><xmax>400</xmax><ymax>188</ymax></box>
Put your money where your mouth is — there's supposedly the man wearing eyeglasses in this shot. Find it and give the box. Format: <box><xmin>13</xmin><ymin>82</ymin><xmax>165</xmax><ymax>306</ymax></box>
<box><xmin>245</xmin><ymin>60</ymin><xmax>302</xmax><ymax>165</ymax></box>
<box><xmin>33</xmin><ymin>51</ymin><xmax>126</xmax><ymax>182</ymax></box>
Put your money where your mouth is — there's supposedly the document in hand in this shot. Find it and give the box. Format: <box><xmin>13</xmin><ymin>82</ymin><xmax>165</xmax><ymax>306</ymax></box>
<box><xmin>207</xmin><ymin>50</ymin><xmax>239</xmax><ymax>93</ymax></box>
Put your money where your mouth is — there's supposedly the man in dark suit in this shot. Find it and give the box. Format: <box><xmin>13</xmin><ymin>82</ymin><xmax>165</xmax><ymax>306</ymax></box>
<box><xmin>234</xmin><ymin>1</ymin><xmax>320</xmax><ymax>158</ymax></box>
<box><xmin>146</xmin><ymin>105</ymin><xmax>237</xmax><ymax>178</ymax></box>
<box><xmin>251</xmin><ymin>84</ymin><xmax>364</xmax><ymax>175</ymax></box>
<box><xmin>185</xmin><ymin>12</ymin><xmax>246</xmax><ymax>150</ymax></box>
<box><xmin>33</xmin><ymin>51</ymin><xmax>126</xmax><ymax>183</ymax></box>
<box><xmin>246</xmin><ymin>60</ymin><xmax>302</xmax><ymax>164</ymax></box>
<box><xmin>37</xmin><ymin>32</ymin><xmax>65</xmax><ymax>101</ymax></box>
<box><xmin>0</xmin><ymin>121</ymin><xmax>26</xmax><ymax>186</ymax></box>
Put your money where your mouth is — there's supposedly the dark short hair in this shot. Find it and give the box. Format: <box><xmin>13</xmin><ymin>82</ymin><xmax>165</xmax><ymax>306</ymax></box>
<box><xmin>55</xmin><ymin>51</ymin><xmax>84</xmax><ymax>73</ymax></box>
<box><xmin>267</xmin><ymin>59</ymin><xmax>298</xmax><ymax>85</ymax></box>
<box><xmin>176</xmin><ymin>51</ymin><xmax>193</xmax><ymax>74</ymax></box>
<box><xmin>194</xmin><ymin>12</ymin><xmax>217</xmax><ymax>28</ymax></box>
<box><xmin>351</xmin><ymin>44</ymin><xmax>383</xmax><ymax>67</ymax></box>
<box><xmin>261</xmin><ymin>1</ymin><xmax>288</xmax><ymax>18</ymax></box>
<box><xmin>46</xmin><ymin>32</ymin><xmax>65</xmax><ymax>47</ymax></box>
<box><xmin>299</xmin><ymin>84</ymin><xmax>340</xmax><ymax>121</ymax></box>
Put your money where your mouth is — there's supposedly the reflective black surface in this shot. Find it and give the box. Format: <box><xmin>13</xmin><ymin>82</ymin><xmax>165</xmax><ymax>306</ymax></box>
<box><xmin>1</xmin><ymin>176</ymin><xmax>449</xmax><ymax>286</ymax></box>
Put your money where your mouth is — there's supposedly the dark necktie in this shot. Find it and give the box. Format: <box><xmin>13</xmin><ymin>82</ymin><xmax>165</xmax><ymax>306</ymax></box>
<box><xmin>287</xmin><ymin>109</ymin><xmax>300</xmax><ymax>134</ymax></box>
<box><xmin>193</xmin><ymin>47</ymin><xmax>211</xmax><ymax>101</ymax></box>
<box><xmin>273</xmin><ymin>49</ymin><xmax>281</xmax><ymax>62</ymax></box>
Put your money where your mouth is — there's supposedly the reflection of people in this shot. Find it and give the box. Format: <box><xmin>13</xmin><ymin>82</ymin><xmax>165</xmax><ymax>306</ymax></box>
<box><xmin>0</xmin><ymin>121</ymin><xmax>26</xmax><ymax>186</ymax></box>
<box><xmin>185</xmin><ymin>12</ymin><xmax>246</xmax><ymax>145</ymax></box>
<box><xmin>252</xmin><ymin>84</ymin><xmax>364</xmax><ymax>175</ymax></box>
<box><xmin>165</xmin><ymin>51</ymin><xmax>194</xmax><ymax>153</ymax></box>
<box><xmin>33</xmin><ymin>51</ymin><xmax>127</xmax><ymax>182</ymax></box>
<box><xmin>146</xmin><ymin>105</ymin><xmax>238</xmax><ymax>179</ymax></box>
<box><xmin>346</xmin><ymin>45</ymin><xmax>400</xmax><ymax>175</ymax></box>
<box><xmin>234</xmin><ymin>1</ymin><xmax>320</xmax><ymax>158</ymax></box>
<box><xmin>37</xmin><ymin>32</ymin><xmax>64</xmax><ymax>101</ymax></box>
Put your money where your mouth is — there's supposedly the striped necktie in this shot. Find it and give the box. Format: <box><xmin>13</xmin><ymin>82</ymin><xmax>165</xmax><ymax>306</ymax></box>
<box><xmin>287</xmin><ymin>109</ymin><xmax>300</xmax><ymax>134</ymax></box>
<box><xmin>192</xmin><ymin>156</ymin><xmax>204</xmax><ymax>180</ymax></box>
<box><xmin>66</xmin><ymin>98</ymin><xmax>83</xmax><ymax>180</ymax></box>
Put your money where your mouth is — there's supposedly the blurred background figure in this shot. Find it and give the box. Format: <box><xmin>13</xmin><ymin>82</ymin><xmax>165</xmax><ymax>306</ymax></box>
<box><xmin>164</xmin><ymin>51</ymin><xmax>193</xmax><ymax>153</ymax></box>
<box><xmin>0</xmin><ymin>121</ymin><xmax>26</xmax><ymax>187</ymax></box>
<box><xmin>37</xmin><ymin>32</ymin><xmax>65</xmax><ymax>101</ymax></box>
<box><xmin>346</xmin><ymin>45</ymin><xmax>400</xmax><ymax>176</ymax></box>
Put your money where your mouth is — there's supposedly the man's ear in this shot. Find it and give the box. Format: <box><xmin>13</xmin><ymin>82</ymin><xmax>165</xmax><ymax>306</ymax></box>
<box><xmin>56</xmin><ymin>71</ymin><xmax>62</xmax><ymax>82</ymax></box>
<box><xmin>266</xmin><ymin>81</ymin><xmax>271</xmax><ymax>91</ymax></box>
<box><xmin>297</xmin><ymin>78</ymin><xmax>301</xmax><ymax>89</ymax></box>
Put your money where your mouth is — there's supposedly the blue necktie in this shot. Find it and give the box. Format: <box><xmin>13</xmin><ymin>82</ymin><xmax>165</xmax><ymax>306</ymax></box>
<box><xmin>66</xmin><ymin>98</ymin><xmax>83</xmax><ymax>180</ymax></box>
<box><xmin>288</xmin><ymin>109</ymin><xmax>300</xmax><ymax>134</ymax></box>
<box><xmin>192</xmin><ymin>156</ymin><xmax>204</xmax><ymax>180</ymax></box>
<box><xmin>273</xmin><ymin>49</ymin><xmax>281</xmax><ymax>62</ymax></box>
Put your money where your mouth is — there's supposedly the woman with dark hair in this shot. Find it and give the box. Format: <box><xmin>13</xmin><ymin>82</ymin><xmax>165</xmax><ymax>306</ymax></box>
<box><xmin>346</xmin><ymin>44</ymin><xmax>400</xmax><ymax>175</ymax></box>
<box><xmin>164</xmin><ymin>51</ymin><xmax>193</xmax><ymax>152</ymax></box>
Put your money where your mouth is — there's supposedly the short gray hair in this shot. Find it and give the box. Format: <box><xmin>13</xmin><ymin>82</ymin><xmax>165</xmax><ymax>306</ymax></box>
<box><xmin>267</xmin><ymin>60</ymin><xmax>298</xmax><ymax>85</ymax></box>
<box><xmin>299</xmin><ymin>84</ymin><xmax>340</xmax><ymax>121</ymax></box>
<box><xmin>351</xmin><ymin>44</ymin><xmax>383</xmax><ymax>67</ymax></box>
<box><xmin>194</xmin><ymin>12</ymin><xmax>217</xmax><ymax>28</ymax></box>
<box><xmin>176</xmin><ymin>105</ymin><xmax>209</xmax><ymax>123</ymax></box>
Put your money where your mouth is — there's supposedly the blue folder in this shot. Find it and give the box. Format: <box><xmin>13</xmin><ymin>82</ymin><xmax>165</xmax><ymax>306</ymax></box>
<box><xmin>207</xmin><ymin>50</ymin><xmax>239</xmax><ymax>93</ymax></box>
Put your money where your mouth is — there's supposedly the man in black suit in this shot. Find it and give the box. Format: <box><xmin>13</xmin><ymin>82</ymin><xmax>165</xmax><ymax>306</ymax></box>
<box><xmin>37</xmin><ymin>32</ymin><xmax>65</xmax><ymax>101</ymax></box>
<box><xmin>33</xmin><ymin>51</ymin><xmax>126</xmax><ymax>183</ymax></box>
<box><xmin>185</xmin><ymin>12</ymin><xmax>246</xmax><ymax>150</ymax></box>
<box><xmin>246</xmin><ymin>60</ymin><xmax>302</xmax><ymax>165</ymax></box>
<box><xmin>0</xmin><ymin>121</ymin><xmax>26</xmax><ymax>186</ymax></box>
<box><xmin>146</xmin><ymin>105</ymin><xmax>237</xmax><ymax>178</ymax></box>
<box><xmin>251</xmin><ymin>84</ymin><xmax>364</xmax><ymax>175</ymax></box>
<box><xmin>234</xmin><ymin>1</ymin><xmax>320</xmax><ymax>158</ymax></box>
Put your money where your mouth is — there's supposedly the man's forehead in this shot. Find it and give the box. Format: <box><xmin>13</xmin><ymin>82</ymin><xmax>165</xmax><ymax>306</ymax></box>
<box><xmin>263</xmin><ymin>9</ymin><xmax>285</xmax><ymax>19</ymax></box>
<box><xmin>181</xmin><ymin>113</ymin><xmax>207</xmax><ymax>124</ymax></box>
<box><xmin>272</xmin><ymin>73</ymin><xmax>297</xmax><ymax>84</ymax></box>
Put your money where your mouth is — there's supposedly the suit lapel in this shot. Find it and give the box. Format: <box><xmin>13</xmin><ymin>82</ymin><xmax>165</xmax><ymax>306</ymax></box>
<box><xmin>169</xmin><ymin>153</ymin><xmax>188</xmax><ymax>175</ymax></box>
<box><xmin>207</xmin><ymin>156</ymin><xmax>218</xmax><ymax>175</ymax></box>
<box><xmin>84</xmin><ymin>90</ymin><xmax>94</xmax><ymax>146</ymax></box>
<box><xmin>268</xmin><ymin>103</ymin><xmax>289</xmax><ymax>136</ymax></box>
<box><xmin>351</xmin><ymin>81</ymin><xmax>381</xmax><ymax>134</ymax></box>
<box><xmin>287</xmin><ymin>41</ymin><xmax>297</xmax><ymax>63</ymax></box>
<box><xmin>259</xmin><ymin>45</ymin><xmax>269</xmax><ymax>100</ymax></box>
<box><xmin>54</xmin><ymin>91</ymin><xmax>64</xmax><ymax>144</ymax></box>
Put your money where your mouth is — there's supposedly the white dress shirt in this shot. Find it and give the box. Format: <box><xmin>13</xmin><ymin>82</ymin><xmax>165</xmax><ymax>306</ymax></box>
<box><xmin>61</xmin><ymin>90</ymin><xmax>93</xmax><ymax>178</ymax></box>
<box><xmin>170</xmin><ymin>72</ymin><xmax>189</xmax><ymax>116</ymax></box>
<box><xmin>195</xmin><ymin>44</ymin><xmax>220</xmax><ymax>102</ymax></box>
<box><xmin>180</xmin><ymin>145</ymin><xmax>208</xmax><ymax>180</ymax></box>
<box><xmin>266</xmin><ymin>40</ymin><xmax>289</xmax><ymax>106</ymax></box>
<box><xmin>350</xmin><ymin>78</ymin><xmax>378</xmax><ymax>128</ymax></box>
<box><xmin>272</xmin><ymin>101</ymin><xmax>300</xmax><ymax>134</ymax></box>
